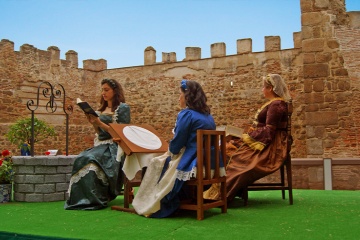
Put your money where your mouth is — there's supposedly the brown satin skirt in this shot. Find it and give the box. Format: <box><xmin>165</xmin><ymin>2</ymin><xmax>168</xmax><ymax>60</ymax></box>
<box><xmin>225</xmin><ymin>130</ymin><xmax>288</xmax><ymax>202</ymax></box>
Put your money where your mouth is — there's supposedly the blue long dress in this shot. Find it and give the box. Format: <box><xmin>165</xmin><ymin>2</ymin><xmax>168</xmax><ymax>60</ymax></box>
<box><xmin>64</xmin><ymin>103</ymin><xmax>130</xmax><ymax>210</ymax></box>
<box><xmin>132</xmin><ymin>108</ymin><xmax>216</xmax><ymax>217</ymax></box>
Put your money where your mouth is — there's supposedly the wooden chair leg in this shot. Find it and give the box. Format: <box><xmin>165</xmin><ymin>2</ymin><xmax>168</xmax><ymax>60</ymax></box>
<box><xmin>242</xmin><ymin>187</ymin><xmax>249</xmax><ymax>206</ymax></box>
<box><xmin>280</xmin><ymin>165</ymin><xmax>286</xmax><ymax>199</ymax></box>
<box><xmin>286</xmin><ymin>160</ymin><xmax>294</xmax><ymax>205</ymax></box>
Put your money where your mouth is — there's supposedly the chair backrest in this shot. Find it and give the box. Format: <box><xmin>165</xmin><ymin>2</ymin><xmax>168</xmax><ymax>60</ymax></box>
<box><xmin>180</xmin><ymin>129</ymin><xmax>227</xmax><ymax>220</ymax></box>
<box><xmin>196</xmin><ymin>129</ymin><xmax>226</xmax><ymax>180</ymax></box>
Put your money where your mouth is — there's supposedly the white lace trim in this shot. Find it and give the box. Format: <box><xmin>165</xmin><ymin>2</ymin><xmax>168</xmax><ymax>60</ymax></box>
<box><xmin>112</xmin><ymin>104</ymin><xmax>121</xmax><ymax>123</ymax></box>
<box><xmin>94</xmin><ymin>134</ymin><xmax>114</xmax><ymax>146</ymax></box>
<box><xmin>67</xmin><ymin>163</ymin><xmax>108</xmax><ymax>194</ymax></box>
<box><xmin>176</xmin><ymin>167</ymin><xmax>226</xmax><ymax>181</ymax></box>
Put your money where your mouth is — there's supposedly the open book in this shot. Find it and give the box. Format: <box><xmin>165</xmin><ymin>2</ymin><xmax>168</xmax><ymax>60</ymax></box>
<box><xmin>76</xmin><ymin>98</ymin><xmax>98</xmax><ymax>117</ymax></box>
<box><xmin>216</xmin><ymin>125</ymin><xmax>244</xmax><ymax>138</ymax></box>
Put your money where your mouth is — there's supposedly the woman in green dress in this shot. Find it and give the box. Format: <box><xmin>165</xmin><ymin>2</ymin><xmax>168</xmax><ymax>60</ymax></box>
<box><xmin>65</xmin><ymin>79</ymin><xmax>130</xmax><ymax>210</ymax></box>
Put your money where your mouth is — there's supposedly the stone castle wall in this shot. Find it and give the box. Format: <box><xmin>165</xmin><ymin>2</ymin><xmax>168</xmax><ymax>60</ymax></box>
<box><xmin>1</xmin><ymin>0</ymin><xmax>360</xmax><ymax>190</ymax></box>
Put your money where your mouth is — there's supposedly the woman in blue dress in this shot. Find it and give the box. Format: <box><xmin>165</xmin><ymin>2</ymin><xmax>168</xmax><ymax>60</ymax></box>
<box><xmin>132</xmin><ymin>79</ymin><xmax>217</xmax><ymax>218</ymax></box>
<box><xmin>65</xmin><ymin>79</ymin><xmax>130</xmax><ymax>210</ymax></box>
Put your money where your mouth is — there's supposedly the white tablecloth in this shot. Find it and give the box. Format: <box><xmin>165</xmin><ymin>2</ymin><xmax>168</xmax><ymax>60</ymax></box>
<box><xmin>122</xmin><ymin>152</ymin><xmax>164</xmax><ymax>180</ymax></box>
<box><xmin>115</xmin><ymin>125</ymin><xmax>167</xmax><ymax>180</ymax></box>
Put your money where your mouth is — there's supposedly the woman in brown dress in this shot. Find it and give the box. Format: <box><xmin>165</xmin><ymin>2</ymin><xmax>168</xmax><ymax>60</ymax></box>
<box><xmin>204</xmin><ymin>73</ymin><xmax>291</xmax><ymax>202</ymax></box>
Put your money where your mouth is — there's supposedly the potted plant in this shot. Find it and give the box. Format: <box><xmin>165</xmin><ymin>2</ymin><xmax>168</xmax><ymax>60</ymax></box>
<box><xmin>0</xmin><ymin>149</ymin><xmax>14</xmax><ymax>203</ymax></box>
<box><xmin>6</xmin><ymin>117</ymin><xmax>56</xmax><ymax>156</ymax></box>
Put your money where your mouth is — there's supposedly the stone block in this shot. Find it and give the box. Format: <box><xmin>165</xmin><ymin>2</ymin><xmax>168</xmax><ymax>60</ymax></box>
<box><xmin>306</xmin><ymin>126</ymin><xmax>315</xmax><ymax>138</ymax></box>
<box><xmin>65</xmin><ymin>50</ymin><xmax>78</xmax><ymax>68</ymax></box>
<box><xmin>314</xmin><ymin>126</ymin><xmax>325</xmax><ymax>138</ymax></box>
<box><xmin>307</xmin><ymin>139</ymin><xmax>324</xmax><ymax>155</ymax></box>
<box><xmin>57</xmin><ymin>166</ymin><xmax>73</xmax><ymax>174</ymax></box>
<box><xmin>305</xmin><ymin>111</ymin><xmax>338</xmax><ymax>125</ymax></box>
<box><xmin>304</xmin><ymin>53</ymin><xmax>315</xmax><ymax>64</ymax></box>
<box><xmin>302</xmin><ymin>38</ymin><xmax>325</xmax><ymax>52</ymax></box>
<box><xmin>333</xmin><ymin>68</ymin><xmax>348</xmax><ymax>76</ymax></box>
<box><xmin>314</xmin><ymin>0</ymin><xmax>330</xmax><ymax>9</ymax></box>
<box><xmin>12</xmin><ymin>157</ymin><xmax>25</xmax><ymax>165</ymax></box>
<box><xmin>58</xmin><ymin>156</ymin><xmax>76</xmax><ymax>166</ymax></box>
<box><xmin>66</xmin><ymin>173</ymin><xmax>72</xmax><ymax>182</ymax></box>
<box><xmin>301</xmin><ymin>26</ymin><xmax>313</xmax><ymax>39</ymax></box>
<box><xmin>348</xmin><ymin>11</ymin><xmax>360</xmax><ymax>29</ymax></box>
<box><xmin>14</xmin><ymin>175</ymin><xmax>26</xmax><ymax>184</ymax></box>
<box><xmin>161</xmin><ymin>52</ymin><xmax>176</xmax><ymax>63</ymax></box>
<box><xmin>83</xmin><ymin>59</ymin><xmax>107</xmax><ymax>71</ymax></box>
<box><xmin>301</xmin><ymin>12</ymin><xmax>323</xmax><ymax>26</ymax></box>
<box><xmin>45</xmin><ymin>157</ymin><xmax>60</xmax><ymax>165</ymax></box>
<box><xmin>237</xmin><ymin>38</ymin><xmax>252</xmax><ymax>54</ymax></box>
<box><xmin>35</xmin><ymin>184</ymin><xmax>55</xmax><ymax>193</ymax></box>
<box><xmin>293</xmin><ymin>32</ymin><xmax>302</xmax><ymax>49</ymax></box>
<box><xmin>25</xmin><ymin>175</ymin><xmax>45</xmax><ymax>184</ymax></box>
<box><xmin>43</xmin><ymin>192</ymin><xmax>65</xmax><ymax>202</ymax></box>
<box><xmin>304</xmin><ymin>92</ymin><xmax>324</xmax><ymax>104</ymax></box>
<box><xmin>15</xmin><ymin>184</ymin><xmax>34</xmax><ymax>193</ymax></box>
<box><xmin>211</xmin><ymin>42</ymin><xmax>226</xmax><ymax>57</ymax></box>
<box><xmin>144</xmin><ymin>46</ymin><xmax>156</xmax><ymax>65</ymax></box>
<box><xmin>185</xmin><ymin>47</ymin><xmax>201</xmax><ymax>60</ymax></box>
<box><xmin>308</xmin><ymin>166</ymin><xmax>324</xmax><ymax>182</ymax></box>
<box><xmin>265</xmin><ymin>36</ymin><xmax>280</xmax><ymax>51</ymax></box>
<box><xmin>35</xmin><ymin>166</ymin><xmax>57</xmax><ymax>174</ymax></box>
<box><xmin>335</xmin><ymin>92</ymin><xmax>352</xmax><ymax>103</ymax></box>
<box><xmin>56</xmin><ymin>183</ymin><xmax>69</xmax><ymax>192</ymax></box>
<box><xmin>303</xmin><ymin>63</ymin><xmax>329</xmax><ymax>78</ymax></box>
<box><xmin>305</xmin><ymin>104</ymin><xmax>319</xmax><ymax>112</ymax></box>
<box><xmin>324</xmin><ymin>93</ymin><xmax>335</xmax><ymax>102</ymax></box>
<box><xmin>14</xmin><ymin>192</ymin><xmax>25</xmax><ymax>202</ymax></box>
<box><xmin>312</xmin><ymin>80</ymin><xmax>324</xmax><ymax>92</ymax></box>
<box><xmin>338</xmin><ymin>107</ymin><xmax>351</xmax><ymax>117</ymax></box>
<box><xmin>336</xmin><ymin>80</ymin><xmax>350</xmax><ymax>91</ymax></box>
<box><xmin>45</xmin><ymin>174</ymin><xmax>66</xmax><ymax>183</ymax></box>
<box><xmin>24</xmin><ymin>157</ymin><xmax>46</xmax><ymax>166</ymax></box>
<box><xmin>16</xmin><ymin>166</ymin><xmax>35</xmax><ymax>174</ymax></box>
<box><xmin>315</xmin><ymin>52</ymin><xmax>332</xmax><ymax>63</ymax></box>
<box><xmin>25</xmin><ymin>194</ymin><xmax>44</xmax><ymax>202</ymax></box>
<box><xmin>304</xmin><ymin>79</ymin><xmax>313</xmax><ymax>93</ymax></box>
<box><xmin>327</xmin><ymin>39</ymin><xmax>339</xmax><ymax>49</ymax></box>
<box><xmin>323</xmin><ymin>139</ymin><xmax>335</xmax><ymax>148</ymax></box>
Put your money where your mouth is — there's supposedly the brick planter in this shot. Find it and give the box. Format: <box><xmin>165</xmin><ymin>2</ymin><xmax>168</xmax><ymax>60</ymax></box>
<box><xmin>12</xmin><ymin>155</ymin><xmax>76</xmax><ymax>202</ymax></box>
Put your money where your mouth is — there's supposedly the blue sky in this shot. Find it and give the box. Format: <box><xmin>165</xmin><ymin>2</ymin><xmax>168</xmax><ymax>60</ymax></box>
<box><xmin>1</xmin><ymin>0</ymin><xmax>359</xmax><ymax>69</ymax></box>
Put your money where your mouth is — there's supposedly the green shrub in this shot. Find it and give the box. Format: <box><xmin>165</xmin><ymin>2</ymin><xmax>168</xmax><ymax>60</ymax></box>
<box><xmin>6</xmin><ymin>117</ymin><xmax>56</xmax><ymax>150</ymax></box>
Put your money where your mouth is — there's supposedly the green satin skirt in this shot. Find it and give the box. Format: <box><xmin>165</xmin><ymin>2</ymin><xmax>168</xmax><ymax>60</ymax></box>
<box><xmin>64</xmin><ymin>143</ymin><xmax>123</xmax><ymax>210</ymax></box>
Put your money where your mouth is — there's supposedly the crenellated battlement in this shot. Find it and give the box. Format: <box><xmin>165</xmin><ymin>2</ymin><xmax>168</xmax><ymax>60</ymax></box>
<box><xmin>1</xmin><ymin>32</ymin><xmax>301</xmax><ymax>70</ymax></box>
<box><xmin>0</xmin><ymin>39</ymin><xmax>106</xmax><ymax>71</ymax></box>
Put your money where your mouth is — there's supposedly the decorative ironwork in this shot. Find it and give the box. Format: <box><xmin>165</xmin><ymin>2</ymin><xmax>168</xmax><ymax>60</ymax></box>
<box><xmin>26</xmin><ymin>81</ymin><xmax>73</xmax><ymax>156</ymax></box>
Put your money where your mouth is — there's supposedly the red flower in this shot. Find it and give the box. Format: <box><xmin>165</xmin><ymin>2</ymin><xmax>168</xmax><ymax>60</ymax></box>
<box><xmin>1</xmin><ymin>150</ymin><xmax>10</xmax><ymax>157</ymax></box>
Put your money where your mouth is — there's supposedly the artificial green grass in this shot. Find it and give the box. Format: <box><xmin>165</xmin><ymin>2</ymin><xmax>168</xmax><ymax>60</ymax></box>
<box><xmin>0</xmin><ymin>189</ymin><xmax>359</xmax><ymax>240</ymax></box>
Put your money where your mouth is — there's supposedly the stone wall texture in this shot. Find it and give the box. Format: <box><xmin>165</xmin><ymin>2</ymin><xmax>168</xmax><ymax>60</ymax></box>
<box><xmin>12</xmin><ymin>156</ymin><xmax>76</xmax><ymax>202</ymax></box>
<box><xmin>1</xmin><ymin>0</ymin><xmax>360</xmax><ymax>190</ymax></box>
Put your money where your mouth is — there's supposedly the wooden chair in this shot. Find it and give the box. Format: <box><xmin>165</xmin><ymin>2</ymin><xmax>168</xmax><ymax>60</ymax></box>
<box><xmin>111</xmin><ymin>167</ymin><xmax>144</xmax><ymax>213</ymax></box>
<box><xmin>179</xmin><ymin>129</ymin><xmax>227</xmax><ymax>220</ymax></box>
<box><xmin>242</xmin><ymin>100</ymin><xmax>294</xmax><ymax>206</ymax></box>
